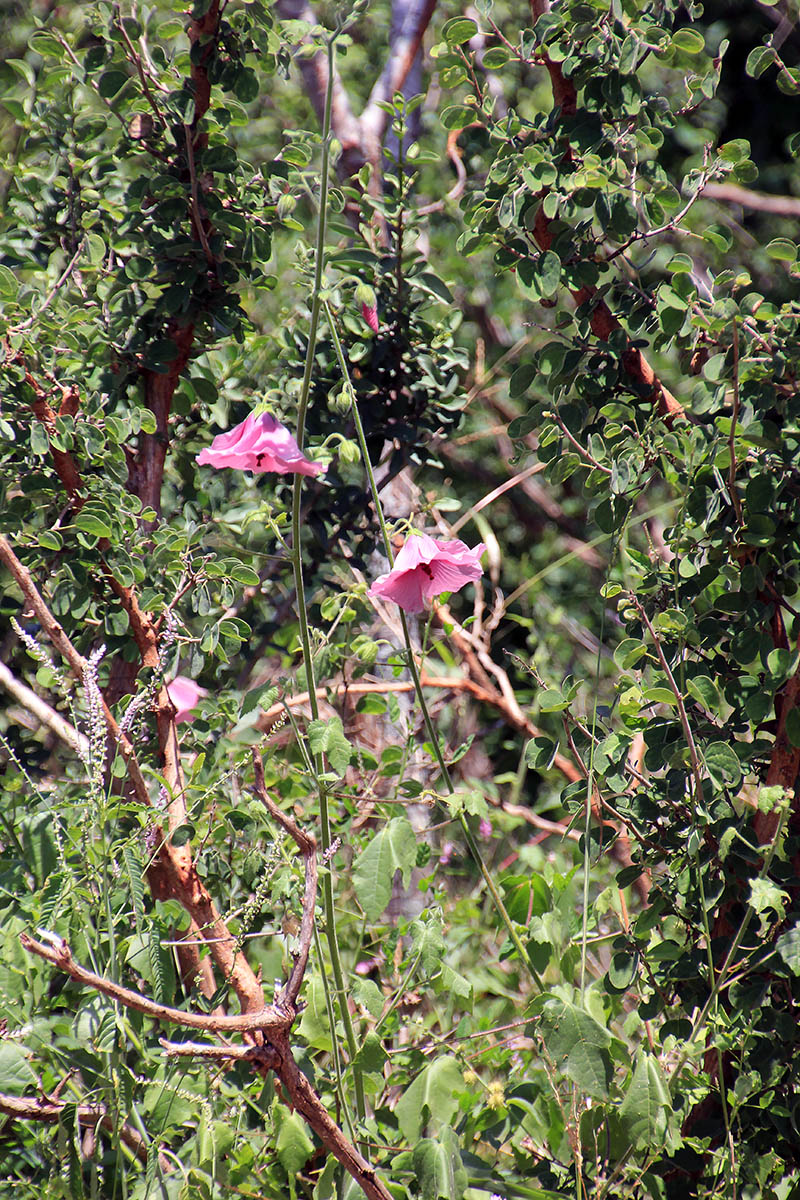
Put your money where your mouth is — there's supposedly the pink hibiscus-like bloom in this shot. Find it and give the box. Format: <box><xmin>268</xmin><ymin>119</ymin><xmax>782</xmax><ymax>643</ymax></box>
<box><xmin>368</xmin><ymin>533</ymin><xmax>486</xmax><ymax>614</ymax></box>
<box><xmin>167</xmin><ymin>676</ymin><xmax>207</xmax><ymax>724</ymax></box>
<box><xmin>196</xmin><ymin>411</ymin><xmax>325</xmax><ymax>477</ymax></box>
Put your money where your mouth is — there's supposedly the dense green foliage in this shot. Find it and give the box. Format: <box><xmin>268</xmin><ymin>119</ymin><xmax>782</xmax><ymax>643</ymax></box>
<box><xmin>2</xmin><ymin>2</ymin><xmax>800</xmax><ymax>1198</ymax></box>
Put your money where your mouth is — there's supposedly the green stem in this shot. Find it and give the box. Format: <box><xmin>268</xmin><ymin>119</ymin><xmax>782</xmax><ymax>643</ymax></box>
<box><xmin>670</xmin><ymin>805</ymin><xmax>789</xmax><ymax>1090</ymax></box>
<box><xmin>580</xmin><ymin>550</ymin><xmax>615</xmax><ymax>1000</ymax></box>
<box><xmin>290</xmin><ymin>35</ymin><xmax>365</xmax><ymax>1128</ymax></box>
<box><xmin>313</xmin><ymin>924</ymin><xmax>357</xmax><ymax>1145</ymax></box>
<box><xmin>325</xmin><ymin>302</ymin><xmax>543</xmax><ymax>990</ymax></box>
<box><xmin>693</xmin><ymin>844</ymin><xmax>734</xmax><ymax>1187</ymax></box>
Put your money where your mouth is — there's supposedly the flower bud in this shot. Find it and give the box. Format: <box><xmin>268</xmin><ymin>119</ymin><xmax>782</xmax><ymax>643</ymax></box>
<box><xmin>355</xmin><ymin>283</ymin><xmax>379</xmax><ymax>332</ymax></box>
<box><xmin>277</xmin><ymin>193</ymin><xmax>296</xmax><ymax>219</ymax></box>
<box><xmin>338</xmin><ymin>437</ymin><xmax>360</xmax><ymax>465</ymax></box>
<box><xmin>329</xmin><ymin>384</ymin><xmax>354</xmax><ymax>415</ymax></box>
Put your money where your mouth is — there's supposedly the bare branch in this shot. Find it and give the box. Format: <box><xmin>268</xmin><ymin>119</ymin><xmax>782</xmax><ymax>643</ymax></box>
<box><xmin>268</xmin><ymin>1032</ymin><xmax>394</xmax><ymax>1200</ymax></box>
<box><xmin>0</xmin><ymin>1092</ymin><xmax>170</xmax><ymax>1171</ymax></box>
<box><xmin>19</xmin><ymin>933</ymin><xmax>289</xmax><ymax>1034</ymax></box>
<box><xmin>0</xmin><ymin>659</ymin><xmax>89</xmax><ymax>758</ymax></box>
<box><xmin>0</xmin><ymin>533</ymin><xmax>151</xmax><ymax>807</ymax></box>
<box><xmin>704</xmin><ymin>181</ymin><xmax>800</xmax><ymax>219</ymax></box>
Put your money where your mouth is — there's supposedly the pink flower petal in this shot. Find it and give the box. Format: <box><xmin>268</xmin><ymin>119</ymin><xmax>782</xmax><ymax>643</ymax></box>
<box><xmin>392</xmin><ymin>532</ymin><xmax>440</xmax><ymax>571</ymax></box>
<box><xmin>167</xmin><ymin>676</ymin><xmax>207</xmax><ymax>724</ymax></box>
<box><xmin>369</xmin><ymin>566</ymin><xmax>427</xmax><ymax>613</ymax></box>
<box><xmin>196</xmin><ymin>412</ymin><xmax>325</xmax><ymax>476</ymax></box>
<box><xmin>367</xmin><ymin>534</ymin><xmax>484</xmax><ymax>614</ymax></box>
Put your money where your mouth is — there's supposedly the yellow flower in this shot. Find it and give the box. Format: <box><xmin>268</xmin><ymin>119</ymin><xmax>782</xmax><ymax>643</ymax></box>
<box><xmin>486</xmin><ymin>1081</ymin><xmax>505</xmax><ymax>1111</ymax></box>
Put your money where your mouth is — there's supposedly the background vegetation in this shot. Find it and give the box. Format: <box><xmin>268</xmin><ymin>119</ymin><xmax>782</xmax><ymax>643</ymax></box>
<box><xmin>2</xmin><ymin>1</ymin><xmax>800</xmax><ymax>1197</ymax></box>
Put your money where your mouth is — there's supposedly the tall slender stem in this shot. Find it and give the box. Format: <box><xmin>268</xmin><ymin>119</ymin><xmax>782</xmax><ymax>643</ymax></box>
<box><xmin>324</xmin><ymin>303</ymin><xmax>542</xmax><ymax>990</ymax></box>
<box><xmin>290</xmin><ymin>35</ymin><xmax>365</xmax><ymax>1127</ymax></box>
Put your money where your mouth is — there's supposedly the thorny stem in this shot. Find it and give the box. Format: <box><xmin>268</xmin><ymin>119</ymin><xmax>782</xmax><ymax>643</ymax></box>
<box><xmin>324</xmin><ymin>307</ymin><xmax>543</xmax><ymax>990</ymax></box>
<box><xmin>289</xmin><ymin>34</ymin><xmax>366</xmax><ymax>1128</ymax></box>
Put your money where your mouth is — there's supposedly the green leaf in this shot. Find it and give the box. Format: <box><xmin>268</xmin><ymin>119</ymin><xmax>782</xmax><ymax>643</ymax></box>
<box><xmin>0</xmin><ymin>1042</ymin><xmax>38</xmax><ymax>1094</ymax></box>
<box><xmin>352</xmin><ymin>1030</ymin><xmax>388</xmax><ymax>1077</ymax></box>
<box><xmin>351</xmin><ymin>976</ymin><xmax>384</xmax><ymax>1018</ymax></box>
<box><xmin>414</xmin><ymin>271</ymin><xmax>454</xmax><ymax>304</ymax></box>
<box><xmin>749</xmin><ymin>877</ymin><xmax>788</xmax><ymax>923</ymax></box>
<box><xmin>776</xmin><ymin>922</ymin><xmax>800</xmax><ymax>974</ymax></box>
<box><xmin>440</xmin><ymin>105</ymin><xmax>475</xmax><ymax>130</ymax></box>
<box><xmin>765</xmin><ymin>238</ymin><xmax>797</xmax><ymax>262</ymax></box>
<box><xmin>86</xmin><ymin>233</ymin><xmax>105</xmax><ymax>265</ymax></box>
<box><xmin>240</xmin><ymin>683</ymin><xmax>279</xmax><ymax>719</ymax></box>
<box><xmin>412</xmin><ymin>1128</ymin><xmax>467</xmax><ymax>1200</ymax></box>
<box><xmin>148</xmin><ymin>926</ymin><xmax>174</xmax><ymax>1005</ymax></box>
<box><xmin>123</xmin><ymin>845</ymin><xmax>146</xmax><ymax>934</ymax></box>
<box><xmin>503</xmin><ymin>874</ymin><xmax>551</xmax><ymax>922</ymax></box>
<box><xmin>687</xmin><ymin>675</ymin><xmax>721</xmax><ymax>712</ymax></box>
<box><xmin>525</xmin><ymin>736</ymin><xmax>557</xmax><ymax>770</ymax></box>
<box><xmin>702</xmin><ymin>741</ymin><xmax>742</xmax><ymax>788</ymax></box>
<box><xmin>442</xmin><ymin>17</ymin><xmax>478</xmax><ymax>45</ymax></box>
<box><xmin>746</xmin><ymin>45</ymin><xmax>776</xmax><ymax>79</ymax></box>
<box><xmin>352</xmin><ymin>817</ymin><xmax>417</xmax><ymax>921</ymax></box>
<box><xmin>234</xmin><ymin>67</ymin><xmax>259</xmax><ymax>103</ymax></box>
<box><xmin>719</xmin><ymin>138</ymin><xmax>751</xmax><ymax>164</ymax></box>
<box><xmin>297</xmin><ymin>976</ymin><xmax>333</xmax><ymax>1051</ymax></box>
<box><xmin>536</xmin><ymin>996</ymin><xmax>612</xmax><ymax>1098</ymax></box>
<box><xmin>482</xmin><ymin>46</ymin><xmax>512</xmax><ymax>69</ymax></box>
<box><xmin>73</xmin><ymin>511</ymin><xmax>113</xmax><ymax>540</ymax></box>
<box><xmin>614</xmin><ymin>638</ymin><xmax>647</xmax><ymax>671</ymax></box>
<box><xmin>274</xmin><ymin>1105</ymin><xmax>314</xmax><ymax>1176</ymax></box>
<box><xmin>539</xmin><ymin>250</ymin><xmax>561</xmax><ymax>296</ymax></box>
<box><xmin>509</xmin><ymin>363</ymin><xmax>536</xmax><ymax>397</ymax></box>
<box><xmin>395</xmin><ymin>1056</ymin><xmax>465</xmax><ymax>1141</ymax></box>
<box><xmin>98</xmin><ymin>69</ymin><xmax>129</xmax><ymax>97</ymax></box>
<box><xmin>437</xmin><ymin>962</ymin><xmax>473</xmax><ymax>1005</ymax></box>
<box><xmin>619</xmin><ymin>1053</ymin><xmax>671</xmax><ymax>1148</ymax></box>
<box><xmin>0</xmin><ymin>263</ymin><xmax>20</xmax><ymax>299</ymax></box>
<box><xmin>671</xmin><ymin>28</ymin><xmax>705</xmax><ymax>54</ymax></box>
<box><xmin>7</xmin><ymin>57</ymin><xmax>35</xmax><ymax>88</ymax></box>
<box><xmin>306</xmin><ymin>716</ymin><xmax>352</xmax><ymax>775</ymax></box>
<box><xmin>411</xmin><ymin>913</ymin><xmax>445</xmax><ymax>973</ymax></box>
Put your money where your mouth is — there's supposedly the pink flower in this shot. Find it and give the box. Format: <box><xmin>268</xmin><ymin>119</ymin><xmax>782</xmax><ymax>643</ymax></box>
<box><xmin>167</xmin><ymin>676</ymin><xmax>207</xmax><ymax>723</ymax></box>
<box><xmin>361</xmin><ymin>301</ymin><xmax>379</xmax><ymax>333</ymax></box>
<box><xmin>368</xmin><ymin>533</ymin><xmax>485</xmax><ymax>614</ymax></box>
<box><xmin>439</xmin><ymin>841</ymin><xmax>455</xmax><ymax>866</ymax></box>
<box><xmin>196</xmin><ymin>411</ymin><xmax>325</xmax><ymax>477</ymax></box>
<box><xmin>479</xmin><ymin>817</ymin><xmax>493</xmax><ymax>840</ymax></box>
